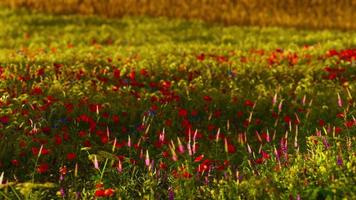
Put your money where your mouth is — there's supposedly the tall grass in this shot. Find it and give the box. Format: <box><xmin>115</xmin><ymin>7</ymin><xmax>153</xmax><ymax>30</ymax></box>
<box><xmin>1</xmin><ymin>0</ymin><xmax>355</xmax><ymax>29</ymax></box>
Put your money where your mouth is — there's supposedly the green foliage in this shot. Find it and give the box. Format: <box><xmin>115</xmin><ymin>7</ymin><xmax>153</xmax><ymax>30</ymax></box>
<box><xmin>0</xmin><ymin>7</ymin><xmax>355</xmax><ymax>200</ymax></box>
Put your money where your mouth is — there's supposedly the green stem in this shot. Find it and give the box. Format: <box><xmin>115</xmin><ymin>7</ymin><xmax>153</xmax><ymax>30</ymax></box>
<box><xmin>100</xmin><ymin>158</ymin><xmax>109</xmax><ymax>181</ymax></box>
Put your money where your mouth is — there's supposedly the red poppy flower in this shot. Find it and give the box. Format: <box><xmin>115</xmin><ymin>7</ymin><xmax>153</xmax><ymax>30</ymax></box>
<box><xmin>194</xmin><ymin>154</ymin><xmax>205</xmax><ymax>162</ymax></box>
<box><xmin>0</xmin><ymin>115</ymin><xmax>9</xmax><ymax>124</ymax></box>
<box><xmin>344</xmin><ymin>120</ymin><xmax>355</xmax><ymax>128</ymax></box>
<box><xmin>182</xmin><ymin>171</ymin><xmax>192</xmax><ymax>178</ymax></box>
<box><xmin>203</xmin><ymin>95</ymin><xmax>212</xmax><ymax>102</ymax></box>
<box><xmin>67</xmin><ymin>152</ymin><xmax>76</xmax><ymax>160</ymax></box>
<box><xmin>318</xmin><ymin>119</ymin><xmax>325</xmax><ymax>126</ymax></box>
<box><xmin>94</xmin><ymin>189</ymin><xmax>105</xmax><ymax>197</ymax></box>
<box><xmin>244</xmin><ymin>100</ymin><xmax>254</xmax><ymax>107</ymax></box>
<box><xmin>32</xmin><ymin>87</ymin><xmax>43</xmax><ymax>95</ymax></box>
<box><xmin>113</xmin><ymin>69</ymin><xmax>120</xmax><ymax>79</ymax></box>
<box><xmin>37</xmin><ymin>163</ymin><xmax>49</xmax><ymax>174</ymax></box>
<box><xmin>227</xmin><ymin>144</ymin><xmax>236</xmax><ymax>154</ymax></box>
<box><xmin>11</xmin><ymin>159</ymin><xmax>20</xmax><ymax>166</ymax></box>
<box><xmin>159</xmin><ymin>162</ymin><xmax>167</xmax><ymax>170</ymax></box>
<box><xmin>261</xmin><ymin>150</ymin><xmax>270</xmax><ymax>160</ymax></box>
<box><xmin>178</xmin><ymin>108</ymin><xmax>188</xmax><ymax>118</ymax></box>
<box><xmin>284</xmin><ymin>116</ymin><xmax>291</xmax><ymax>123</ymax></box>
<box><xmin>104</xmin><ymin>188</ymin><xmax>115</xmax><ymax>197</ymax></box>
<box><xmin>196</xmin><ymin>53</ymin><xmax>205</xmax><ymax>61</ymax></box>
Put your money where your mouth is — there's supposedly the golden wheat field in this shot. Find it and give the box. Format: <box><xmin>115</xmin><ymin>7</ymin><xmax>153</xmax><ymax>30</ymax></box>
<box><xmin>1</xmin><ymin>0</ymin><xmax>356</xmax><ymax>29</ymax></box>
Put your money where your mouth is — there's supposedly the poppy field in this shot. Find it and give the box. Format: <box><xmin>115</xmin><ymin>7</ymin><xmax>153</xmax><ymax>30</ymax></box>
<box><xmin>0</xmin><ymin>7</ymin><xmax>355</xmax><ymax>200</ymax></box>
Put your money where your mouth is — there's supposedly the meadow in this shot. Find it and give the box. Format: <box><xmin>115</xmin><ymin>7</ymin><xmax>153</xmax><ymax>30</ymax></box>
<box><xmin>0</xmin><ymin>6</ymin><xmax>355</xmax><ymax>200</ymax></box>
<box><xmin>1</xmin><ymin>0</ymin><xmax>355</xmax><ymax>29</ymax></box>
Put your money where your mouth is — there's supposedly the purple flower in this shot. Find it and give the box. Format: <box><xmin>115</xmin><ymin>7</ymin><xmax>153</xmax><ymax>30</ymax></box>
<box><xmin>168</xmin><ymin>187</ymin><xmax>174</xmax><ymax>200</ymax></box>
<box><xmin>322</xmin><ymin>137</ymin><xmax>330</xmax><ymax>149</ymax></box>
<box><xmin>60</xmin><ymin>187</ymin><xmax>65</xmax><ymax>197</ymax></box>
<box><xmin>337</xmin><ymin>155</ymin><xmax>343</xmax><ymax>166</ymax></box>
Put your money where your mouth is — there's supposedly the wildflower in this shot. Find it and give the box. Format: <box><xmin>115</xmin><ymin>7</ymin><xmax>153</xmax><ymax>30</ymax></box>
<box><xmin>337</xmin><ymin>155</ymin><xmax>343</xmax><ymax>166</ymax></box>
<box><xmin>178</xmin><ymin>108</ymin><xmax>188</xmax><ymax>118</ymax></box>
<box><xmin>322</xmin><ymin>137</ymin><xmax>330</xmax><ymax>149</ymax></box>
<box><xmin>337</xmin><ymin>93</ymin><xmax>343</xmax><ymax>107</ymax></box>
<box><xmin>66</xmin><ymin>152</ymin><xmax>76</xmax><ymax>160</ymax></box>
<box><xmin>93</xmin><ymin>155</ymin><xmax>99</xmax><ymax>170</ymax></box>
<box><xmin>244</xmin><ymin>99</ymin><xmax>254</xmax><ymax>107</ymax></box>
<box><xmin>196</xmin><ymin>53</ymin><xmax>205</xmax><ymax>61</ymax></box>
<box><xmin>194</xmin><ymin>154</ymin><xmax>204</xmax><ymax>162</ymax></box>
<box><xmin>177</xmin><ymin>137</ymin><xmax>185</xmax><ymax>153</ymax></box>
<box><xmin>203</xmin><ymin>95</ymin><xmax>212</xmax><ymax>102</ymax></box>
<box><xmin>0</xmin><ymin>115</ymin><xmax>9</xmax><ymax>124</ymax></box>
<box><xmin>104</xmin><ymin>188</ymin><xmax>115</xmax><ymax>197</ymax></box>
<box><xmin>117</xmin><ymin>160</ymin><xmax>123</xmax><ymax>173</ymax></box>
<box><xmin>168</xmin><ymin>187</ymin><xmax>174</xmax><ymax>200</ymax></box>
<box><xmin>261</xmin><ymin>150</ymin><xmax>270</xmax><ymax>160</ymax></box>
<box><xmin>59</xmin><ymin>187</ymin><xmax>65</xmax><ymax>198</ymax></box>
<box><xmin>37</xmin><ymin>163</ymin><xmax>49</xmax><ymax>174</ymax></box>
<box><xmin>32</xmin><ymin>87</ymin><xmax>43</xmax><ymax>95</ymax></box>
<box><xmin>11</xmin><ymin>159</ymin><xmax>20</xmax><ymax>166</ymax></box>
<box><xmin>272</xmin><ymin>93</ymin><xmax>278</xmax><ymax>106</ymax></box>
<box><xmin>145</xmin><ymin>150</ymin><xmax>150</xmax><ymax>168</ymax></box>
<box><xmin>94</xmin><ymin>189</ymin><xmax>105</xmax><ymax>197</ymax></box>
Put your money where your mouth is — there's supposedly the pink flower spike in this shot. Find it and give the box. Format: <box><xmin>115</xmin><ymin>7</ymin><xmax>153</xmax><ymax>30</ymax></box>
<box><xmin>247</xmin><ymin>144</ymin><xmax>252</xmax><ymax>154</ymax></box>
<box><xmin>272</xmin><ymin>93</ymin><xmax>277</xmax><ymax>106</ymax></box>
<box><xmin>117</xmin><ymin>160</ymin><xmax>122</xmax><ymax>173</ymax></box>
<box><xmin>145</xmin><ymin>150</ymin><xmax>150</xmax><ymax>168</ymax></box>
<box><xmin>193</xmin><ymin>129</ymin><xmax>198</xmax><ymax>143</ymax></box>
<box><xmin>93</xmin><ymin>155</ymin><xmax>99</xmax><ymax>170</ymax></box>
<box><xmin>159</xmin><ymin>129</ymin><xmax>165</xmax><ymax>142</ymax></box>
<box><xmin>337</xmin><ymin>93</ymin><xmax>343</xmax><ymax>107</ymax></box>
<box><xmin>177</xmin><ymin>137</ymin><xmax>185</xmax><ymax>153</ymax></box>
<box><xmin>192</xmin><ymin>141</ymin><xmax>197</xmax><ymax>155</ymax></box>
<box><xmin>0</xmin><ymin>172</ymin><xmax>4</xmax><ymax>185</ymax></box>
<box><xmin>187</xmin><ymin>142</ymin><xmax>192</xmax><ymax>156</ymax></box>
<box><xmin>302</xmin><ymin>95</ymin><xmax>306</xmax><ymax>106</ymax></box>
<box><xmin>278</xmin><ymin>100</ymin><xmax>283</xmax><ymax>113</ymax></box>
<box><xmin>106</xmin><ymin>126</ymin><xmax>110</xmax><ymax>138</ymax></box>
<box><xmin>127</xmin><ymin>136</ymin><xmax>131</xmax><ymax>147</ymax></box>
<box><xmin>216</xmin><ymin>128</ymin><xmax>220</xmax><ymax>143</ymax></box>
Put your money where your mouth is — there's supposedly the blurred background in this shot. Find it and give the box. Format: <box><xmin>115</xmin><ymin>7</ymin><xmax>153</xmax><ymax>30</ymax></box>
<box><xmin>1</xmin><ymin>0</ymin><xmax>355</xmax><ymax>30</ymax></box>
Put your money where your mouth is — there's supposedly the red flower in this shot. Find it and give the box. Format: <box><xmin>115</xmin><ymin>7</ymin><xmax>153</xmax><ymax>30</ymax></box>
<box><xmin>255</xmin><ymin>158</ymin><xmax>264</xmax><ymax>164</ymax></box>
<box><xmin>318</xmin><ymin>119</ymin><xmax>325</xmax><ymax>126</ymax></box>
<box><xmin>113</xmin><ymin>69</ymin><xmax>120</xmax><ymax>79</ymax></box>
<box><xmin>178</xmin><ymin>108</ymin><xmax>188</xmax><ymax>118</ymax></box>
<box><xmin>335</xmin><ymin>127</ymin><xmax>342</xmax><ymax>134</ymax></box>
<box><xmin>66</xmin><ymin>152</ymin><xmax>76</xmax><ymax>160</ymax></box>
<box><xmin>244</xmin><ymin>100</ymin><xmax>254</xmax><ymax>107</ymax></box>
<box><xmin>37</xmin><ymin>163</ymin><xmax>49</xmax><ymax>174</ymax></box>
<box><xmin>203</xmin><ymin>95</ymin><xmax>212</xmax><ymax>102</ymax></box>
<box><xmin>165</xmin><ymin>119</ymin><xmax>172</xmax><ymax>127</ymax></box>
<box><xmin>104</xmin><ymin>188</ymin><xmax>115</xmax><ymax>197</ymax></box>
<box><xmin>140</xmin><ymin>69</ymin><xmax>149</xmax><ymax>77</ymax></box>
<box><xmin>182</xmin><ymin>171</ymin><xmax>192</xmax><ymax>178</ymax></box>
<box><xmin>194</xmin><ymin>154</ymin><xmax>205</xmax><ymax>162</ymax></box>
<box><xmin>32</xmin><ymin>87</ymin><xmax>43</xmax><ymax>95</ymax></box>
<box><xmin>101</xmin><ymin>136</ymin><xmax>109</xmax><ymax>144</ymax></box>
<box><xmin>261</xmin><ymin>150</ymin><xmax>270</xmax><ymax>160</ymax></box>
<box><xmin>196</xmin><ymin>53</ymin><xmax>205</xmax><ymax>61</ymax></box>
<box><xmin>227</xmin><ymin>143</ymin><xmax>236</xmax><ymax>154</ymax></box>
<box><xmin>344</xmin><ymin>120</ymin><xmax>355</xmax><ymax>128</ymax></box>
<box><xmin>284</xmin><ymin>116</ymin><xmax>291</xmax><ymax>123</ymax></box>
<box><xmin>94</xmin><ymin>189</ymin><xmax>105</xmax><ymax>197</ymax></box>
<box><xmin>0</xmin><ymin>115</ymin><xmax>9</xmax><ymax>124</ymax></box>
<box><xmin>11</xmin><ymin>159</ymin><xmax>20</xmax><ymax>166</ymax></box>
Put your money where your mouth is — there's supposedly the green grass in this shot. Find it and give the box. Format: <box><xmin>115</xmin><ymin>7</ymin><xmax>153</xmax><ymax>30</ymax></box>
<box><xmin>0</xmin><ymin>7</ymin><xmax>355</xmax><ymax>200</ymax></box>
